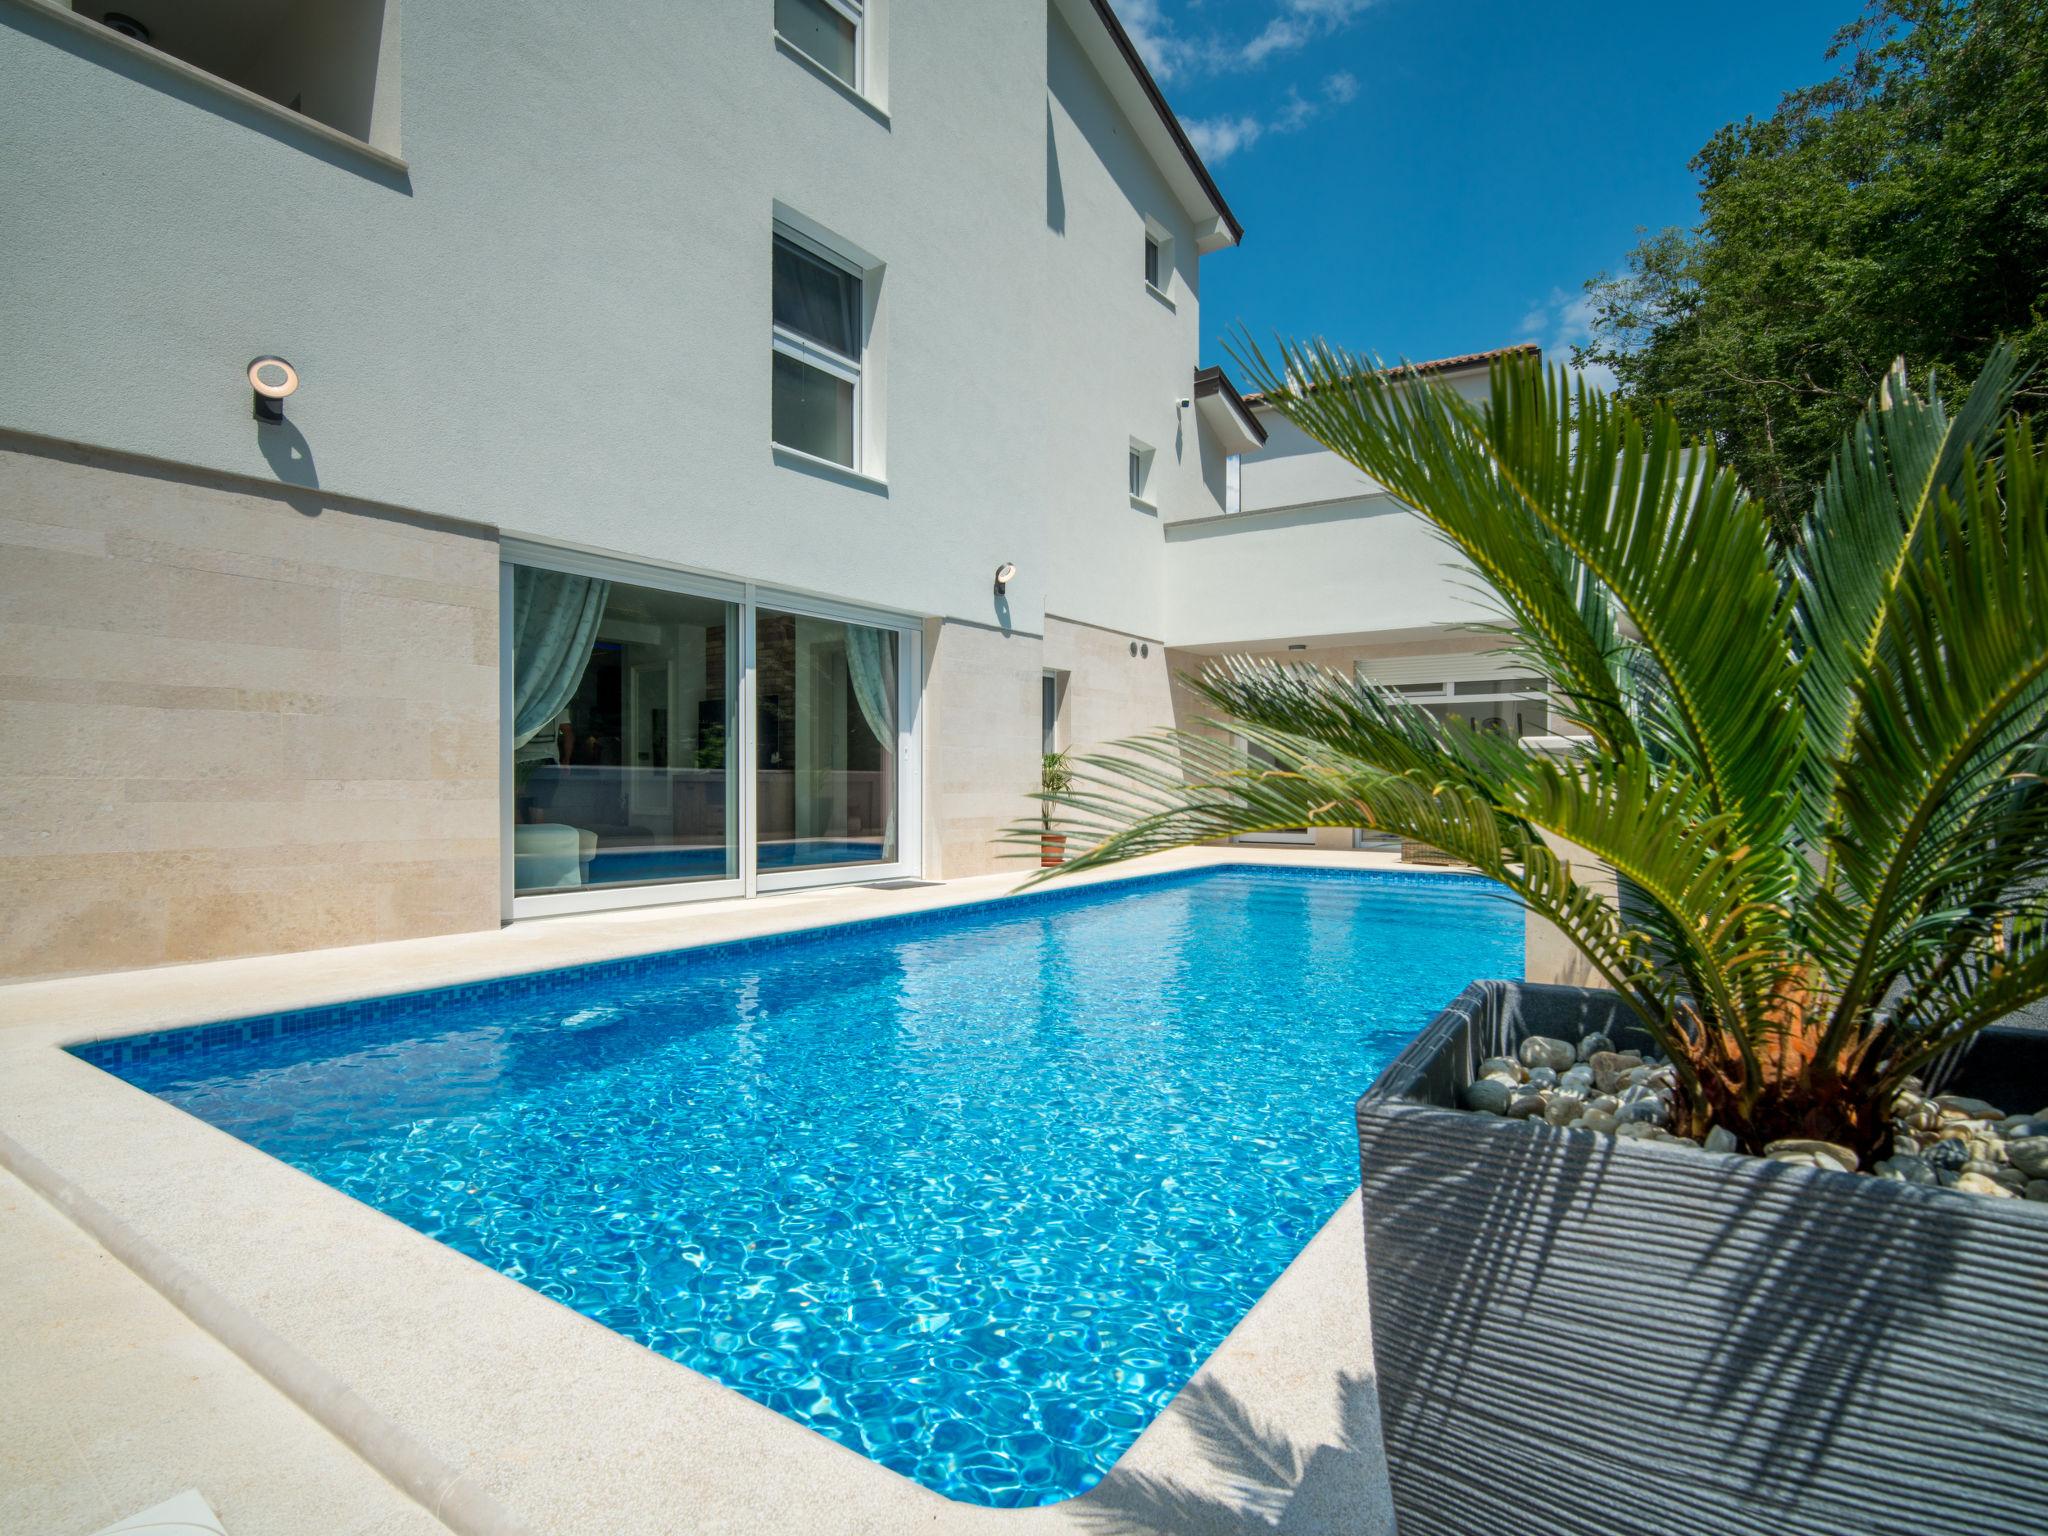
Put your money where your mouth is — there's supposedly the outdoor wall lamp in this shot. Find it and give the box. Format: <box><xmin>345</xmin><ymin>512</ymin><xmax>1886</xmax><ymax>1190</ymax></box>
<box><xmin>247</xmin><ymin>356</ymin><xmax>300</xmax><ymax>424</ymax></box>
<box><xmin>993</xmin><ymin>562</ymin><xmax>1017</xmax><ymax>596</ymax></box>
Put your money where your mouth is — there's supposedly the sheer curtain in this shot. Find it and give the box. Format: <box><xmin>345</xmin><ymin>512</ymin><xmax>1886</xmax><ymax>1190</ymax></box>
<box><xmin>844</xmin><ymin>624</ymin><xmax>897</xmax><ymax>850</ymax></box>
<box><xmin>510</xmin><ymin>566</ymin><xmax>609</xmax><ymax>749</ymax></box>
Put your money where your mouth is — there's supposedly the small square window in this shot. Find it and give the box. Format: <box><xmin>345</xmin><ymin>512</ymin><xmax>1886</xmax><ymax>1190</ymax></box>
<box><xmin>1128</xmin><ymin>441</ymin><xmax>1155</xmax><ymax>504</ymax></box>
<box><xmin>1144</xmin><ymin>235</ymin><xmax>1161</xmax><ymax>289</ymax></box>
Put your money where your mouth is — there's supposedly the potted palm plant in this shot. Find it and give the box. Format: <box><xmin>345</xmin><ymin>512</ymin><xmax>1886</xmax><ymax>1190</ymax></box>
<box><xmin>1039</xmin><ymin>750</ymin><xmax>1073</xmax><ymax>867</ymax></box>
<box><xmin>1017</xmin><ymin>342</ymin><xmax>2048</xmax><ymax>1531</ymax></box>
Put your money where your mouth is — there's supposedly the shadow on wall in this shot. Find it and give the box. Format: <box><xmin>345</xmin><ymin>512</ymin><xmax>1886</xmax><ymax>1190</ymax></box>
<box><xmin>1077</xmin><ymin>1372</ymin><xmax>1393</xmax><ymax>1536</ymax></box>
<box><xmin>257</xmin><ymin>416</ymin><xmax>322</xmax><ymax>514</ymax></box>
<box><xmin>1045</xmin><ymin>102</ymin><xmax>1066</xmax><ymax>234</ymax></box>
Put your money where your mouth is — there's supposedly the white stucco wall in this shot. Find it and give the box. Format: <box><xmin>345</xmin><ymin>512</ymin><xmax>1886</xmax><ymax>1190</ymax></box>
<box><xmin>0</xmin><ymin>0</ymin><xmax>1219</xmax><ymax>641</ymax></box>
<box><xmin>1163</xmin><ymin>496</ymin><xmax>1494</xmax><ymax>648</ymax></box>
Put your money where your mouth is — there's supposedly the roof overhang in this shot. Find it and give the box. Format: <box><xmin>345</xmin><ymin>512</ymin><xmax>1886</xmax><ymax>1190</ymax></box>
<box><xmin>1241</xmin><ymin>343</ymin><xmax>1541</xmax><ymax>408</ymax></box>
<box><xmin>1193</xmin><ymin>366</ymin><xmax>1267</xmax><ymax>454</ymax></box>
<box><xmin>1053</xmin><ymin>0</ymin><xmax>1243</xmax><ymax>252</ymax></box>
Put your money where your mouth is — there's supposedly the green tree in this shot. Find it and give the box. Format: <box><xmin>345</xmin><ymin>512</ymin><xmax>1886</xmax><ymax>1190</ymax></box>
<box><xmin>1016</xmin><ymin>343</ymin><xmax>2046</xmax><ymax>1162</ymax></box>
<box><xmin>1579</xmin><ymin>0</ymin><xmax>2048</xmax><ymax>539</ymax></box>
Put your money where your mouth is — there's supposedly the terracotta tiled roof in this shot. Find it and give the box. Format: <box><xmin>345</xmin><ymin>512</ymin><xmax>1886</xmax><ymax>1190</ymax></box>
<box><xmin>1240</xmin><ymin>343</ymin><xmax>1540</xmax><ymax>407</ymax></box>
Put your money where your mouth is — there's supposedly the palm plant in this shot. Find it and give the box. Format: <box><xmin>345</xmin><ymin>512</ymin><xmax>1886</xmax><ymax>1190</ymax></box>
<box><xmin>1015</xmin><ymin>341</ymin><xmax>2048</xmax><ymax>1161</ymax></box>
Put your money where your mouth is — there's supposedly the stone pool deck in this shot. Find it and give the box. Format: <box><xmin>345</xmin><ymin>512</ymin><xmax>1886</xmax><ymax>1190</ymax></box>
<box><xmin>1</xmin><ymin>847</ymin><xmax>1428</xmax><ymax>1535</ymax></box>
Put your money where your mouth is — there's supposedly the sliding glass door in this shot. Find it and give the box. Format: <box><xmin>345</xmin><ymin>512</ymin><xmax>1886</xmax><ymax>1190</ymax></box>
<box><xmin>504</xmin><ymin>551</ymin><xmax>918</xmax><ymax>914</ymax></box>
<box><xmin>509</xmin><ymin>568</ymin><xmax>738</xmax><ymax>899</ymax></box>
<box><xmin>754</xmin><ymin>608</ymin><xmax>899</xmax><ymax>875</ymax></box>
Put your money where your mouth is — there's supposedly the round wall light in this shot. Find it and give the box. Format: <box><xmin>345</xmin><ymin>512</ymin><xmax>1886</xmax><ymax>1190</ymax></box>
<box><xmin>993</xmin><ymin>562</ymin><xmax>1018</xmax><ymax>596</ymax></box>
<box><xmin>247</xmin><ymin>356</ymin><xmax>299</xmax><ymax>424</ymax></box>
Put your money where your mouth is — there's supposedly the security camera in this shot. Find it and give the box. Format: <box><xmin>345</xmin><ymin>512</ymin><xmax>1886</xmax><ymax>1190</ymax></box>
<box><xmin>1176</xmin><ymin>397</ymin><xmax>1192</xmax><ymax>409</ymax></box>
<box><xmin>247</xmin><ymin>356</ymin><xmax>299</xmax><ymax>424</ymax></box>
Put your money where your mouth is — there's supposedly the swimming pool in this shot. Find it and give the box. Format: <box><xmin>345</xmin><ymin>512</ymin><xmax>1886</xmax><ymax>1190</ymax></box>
<box><xmin>77</xmin><ymin>865</ymin><xmax>1521</xmax><ymax>1507</ymax></box>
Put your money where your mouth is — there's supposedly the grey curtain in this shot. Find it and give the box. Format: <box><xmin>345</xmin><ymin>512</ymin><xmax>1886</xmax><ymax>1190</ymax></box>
<box><xmin>844</xmin><ymin>623</ymin><xmax>897</xmax><ymax>847</ymax></box>
<box><xmin>510</xmin><ymin>566</ymin><xmax>609</xmax><ymax>750</ymax></box>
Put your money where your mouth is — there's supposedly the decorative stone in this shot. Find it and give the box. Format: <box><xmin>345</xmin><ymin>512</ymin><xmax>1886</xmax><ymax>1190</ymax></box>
<box><xmin>1763</xmin><ymin>1139</ymin><xmax>1859</xmax><ymax>1173</ymax></box>
<box><xmin>1477</xmin><ymin>1056</ymin><xmax>1523</xmax><ymax>1083</ymax></box>
<box><xmin>1575</xmin><ymin>1109</ymin><xmax>1620</xmax><ymax>1134</ymax></box>
<box><xmin>2026</xmin><ymin>1180</ymin><xmax>2048</xmax><ymax>1203</ymax></box>
<box><xmin>1559</xmin><ymin>1064</ymin><xmax>1597</xmax><ymax>1091</ymax></box>
<box><xmin>1525</xmin><ymin>1066</ymin><xmax>1560</xmax><ymax>1089</ymax></box>
<box><xmin>1575</xmin><ymin>1032</ymin><xmax>1615</xmax><ymax>1063</ymax></box>
<box><xmin>1935</xmin><ymin>1095</ymin><xmax>2004</xmax><ymax>1121</ymax></box>
<box><xmin>2006</xmin><ymin>1137</ymin><xmax>2048</xmax><ymax>1179</ymax></box>
<box><xmin>1461</xmin><ymin>1078</ymin><xmax>1513</xmax><ymax>1114</ymax></box>
<box><xmin>2005</xmin><ymin>1116</ymin><xmax>2048</xmax><ymax>1139</ymax></box>
<box><xmin>1543</xmin><ymin>1093</ymin><xmax>1586</xmax><ymax>1128</ymax></box>
<box><xmin>1614</xmin><ymin>1121</ymin><xmax>1663</xmax><ymax>1141</ymax></box>
<box><xmin>1964</xmin><ymin>1157</ymin><xmax>2007</xmax><ymax>1178</ymax></box>
<box><xmin>1703</xmin><ymin>1126</ymin><xmax>1738</xmax><ymax>1154</ymax></box>
<box><xmin>1952</xmin><ymin>1171</ymin><xmax>2017</xmax><ymax>1198</ymax></box>
<box><xmin>1876</xmin><ymin>1153</ymin><xmax>1938</xmax><ymax>1185</ymax></box>
<box><xmin>1922</xmin><ymin>1139</ymin><xmax>1972</xmax><ymax>1172</ymax></box>
<box><xmin>1585</xmin><ymin>1051</ymin><xmax>1642</xmax><ymax>1093</ymax></box>
<box><xmin>1517</xmin><ymin>1036</ymin><xmax>1576</xmax><ymax>1074</ymax></box>
<box><xmin>1504</xmin><ymin>1091</ymin><xmax>1547</xmax><ymax>1120</ymax></box>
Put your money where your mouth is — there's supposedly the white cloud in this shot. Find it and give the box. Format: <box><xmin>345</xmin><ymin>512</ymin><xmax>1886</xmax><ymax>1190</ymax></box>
<box><xmin>1186</xmin><ymin>113</ymin><xmax>1266</xmax><ymax>163</ymax></box>
<box><xmin>1118</xmin><ymin>1</ymin><xmax>1377</xmax><ymax>81</ymax></box>
<box><xmin>1518</xmin><ymin>287</ymin><xmax>1617</xmax><ymax>391</ymax></box>
<box><xmin>1186</xmin><ymin>70</ymin><xmax>1360</xmax><ymax>163</ymax></box>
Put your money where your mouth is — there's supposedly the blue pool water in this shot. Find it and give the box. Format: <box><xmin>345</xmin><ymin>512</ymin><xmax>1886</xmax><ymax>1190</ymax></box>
<box><xmin>78</xmin><ymin>866</ymin><xmax>1520</xmax><ymax>1506</ymax></box>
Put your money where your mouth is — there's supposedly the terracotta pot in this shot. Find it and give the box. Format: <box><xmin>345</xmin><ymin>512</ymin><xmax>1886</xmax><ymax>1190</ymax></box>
<box><xmin>1039</xmin><ymin>832</ymin><xmax>1067</xmax><ymax>868</ymax></box>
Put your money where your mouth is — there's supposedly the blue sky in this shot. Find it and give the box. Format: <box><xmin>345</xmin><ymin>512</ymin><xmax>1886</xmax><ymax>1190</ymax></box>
<box><xmin>1117</xmin><ymin>0</ymin><xmax>1852</xmax><ymax>384</ymax></box>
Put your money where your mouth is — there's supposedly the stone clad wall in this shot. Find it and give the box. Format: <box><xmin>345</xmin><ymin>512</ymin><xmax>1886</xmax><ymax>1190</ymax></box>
<box><xmin>0</xmin><ymin>436</ymin><xmax>502</xmax><ymax>979</ymax></box>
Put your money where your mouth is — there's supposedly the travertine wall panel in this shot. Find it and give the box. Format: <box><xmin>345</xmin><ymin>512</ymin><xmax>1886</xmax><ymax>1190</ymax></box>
<box><xmin>0</xmin><ymin>438</ymin><xmax>501</xmax><ymax>978</ymax></box>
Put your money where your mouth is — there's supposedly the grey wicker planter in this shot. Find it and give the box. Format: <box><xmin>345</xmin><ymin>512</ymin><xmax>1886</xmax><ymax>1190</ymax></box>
<box><xmin>1356</xmin><ymin>980</ymin><xmax>2048</xmax><ymax>1536</ymax></box>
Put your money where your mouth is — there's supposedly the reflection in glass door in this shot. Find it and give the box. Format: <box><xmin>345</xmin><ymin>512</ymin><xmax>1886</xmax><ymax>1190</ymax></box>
<box><xmin>509</xmin><ymin>567</ymin><xmax>737</xmax><ymax>895</ymax></box>
<box><xmin>754</xmin><ymin>608</ymin><xmax>899</xmax><ymax>873</ymax></box>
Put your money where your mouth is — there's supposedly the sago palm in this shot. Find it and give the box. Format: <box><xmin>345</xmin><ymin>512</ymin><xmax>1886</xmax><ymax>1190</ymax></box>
<box><xmin>1016</xmin><ymin>340</ymin><xmax>2048</xmax><ymax>1162</ymax></box>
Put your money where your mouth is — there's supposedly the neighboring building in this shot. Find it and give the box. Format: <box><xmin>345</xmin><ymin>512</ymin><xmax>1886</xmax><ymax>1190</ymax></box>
<box><xmin>0</xmin><ymin>0</ymin><xmax>1524</xmax><ymax>980</ymax></box>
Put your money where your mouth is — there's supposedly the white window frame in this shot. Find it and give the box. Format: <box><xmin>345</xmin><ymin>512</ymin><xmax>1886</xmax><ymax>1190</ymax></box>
<box><xmin>499</xmin><ymin>541</ymin><xmax>924</xmax><ymax>920</ymax></box>
<box><xmin>1142</xmin><ymin>217</ymin><xmax>1175</xmax><ymax>303</ymax></box>
<box><xmin>771</xmin><ymin>224</ymin><xmax>866</xmax><ymax>473</ymax></box>
<box><xmin>1129</xmin><ymin>438</ymin><xmax>1155</xmax><ymax>508</ymax></box>
<box><xmin>777</xmin><ymin>0</ymin><xmax>867</xmax><ymax>94</ymax></box>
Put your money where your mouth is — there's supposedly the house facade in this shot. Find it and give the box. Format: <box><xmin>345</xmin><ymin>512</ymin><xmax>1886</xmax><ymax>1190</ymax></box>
<box><xmin>0</xmin><ymin>0</ymin><xmax>1524</xmax><ymax>981</ymax></box>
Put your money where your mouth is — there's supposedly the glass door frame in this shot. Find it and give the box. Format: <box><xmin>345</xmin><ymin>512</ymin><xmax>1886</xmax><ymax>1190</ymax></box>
<box><xmin>499</xmin><ymin>540</ymin><xmax>923</xmax><ymax>920</ymax></box>
<box><xmin>750</xmin><ymin>586</ymin><xmax>923</xmax><ymax>895</ymax></box>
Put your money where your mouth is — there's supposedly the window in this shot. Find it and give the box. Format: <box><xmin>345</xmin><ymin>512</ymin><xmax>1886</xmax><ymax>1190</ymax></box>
<box><xmin>70</xmin><ymin>1</ymin><xmax>397</xmax><ymax>151</ymax></box>
<box><xmin>1374</xmin><ymin>671</ymin><xmax>1550</xmax><ymax>737</ymax></box>
<box><xmin>1041</xmin><ymin>672</ymin><xmax>1060</xmax><ymax>755</ymax></box>
<box><xmin>1142</xmin><ymin>220</ymin><xmax>1174</xmax><ymax>298</ymax></box>
<box><xmin>1128</xmin><ymin>440</ymin><xmax>1155</xmax><ymax>505</ymax></box>
<box><xmin>772</xmin><ymin>229</ymin><xmax>863</xmax><ymax>469</ymax></box>
<box><xmin>755</xmin><ymin>608</ymin><xmax>900</xmax><ymax>872</ymax></box>
<box><xmin>776</xmin><ymin>0</ymin><xmax>862</xmax><ymax>90</ymax></box>
<box><xmin>509</xmin><ymin>566</ymin><xmax>738</xmax><ymax>896</ymax></box>
<box><xmin>1225</xmin><ymin>452</ymin><xmax>1242</xmax><ymax>514</ymax></box>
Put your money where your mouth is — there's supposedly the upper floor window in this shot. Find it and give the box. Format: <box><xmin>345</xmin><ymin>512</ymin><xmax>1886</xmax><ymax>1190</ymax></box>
<box><xmin>1142</xmin><ymin>220</ymin><xmax>1174</xmax><ymax>300</ymax></box>
<box><xmin>1129</xmin><ymin>440</ymin><xmax>1155</xmax><ymax>506</ymax></box>
<box><xmin>776</xmin><ymin>0</ymin><xmax>863</xmax><ymax>91</ymax></box>
<box><xmin>773</xmin><ymin>229</ymin><xmax>864</xmax><ymax>470</ymax></box>
<box><xmin>70</xmin><ymin>1</ymin><xmax>397</xmax><ymax>152</ymax></box>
